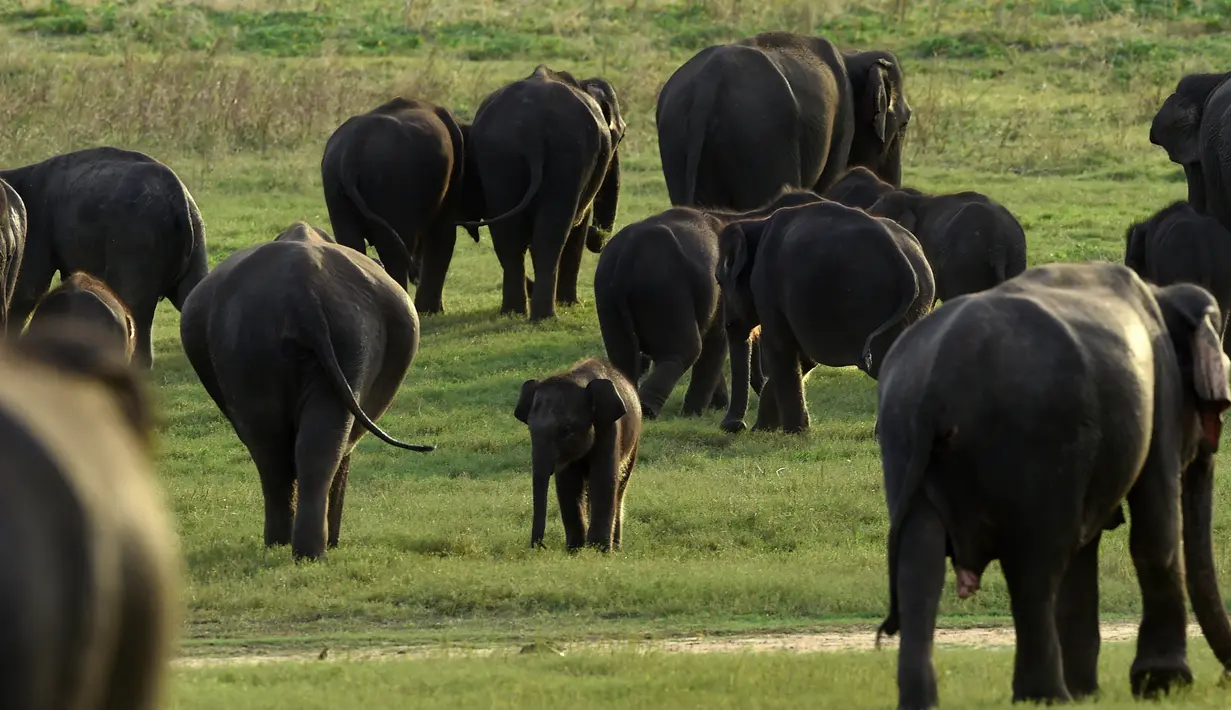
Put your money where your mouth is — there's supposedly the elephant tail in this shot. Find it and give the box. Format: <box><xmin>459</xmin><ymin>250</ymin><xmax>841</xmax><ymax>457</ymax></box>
<box><xmin>860</xmin><ymin>233</ymin><xmax>921</xmax><ymax>374</ymax></box>
<box><xmin>681</xmin><ymin>73</ymin><xmax>719</xmax><ymax>206</ymax></box>
<box><xmin>875</xmin><ymin>416</ymin><xmax>939</xmax><ymax>648</ymax></box>
<box><xmin>169</xmin><ymin>182</ymin><xmax>209</xmax><ymax>311</ymax></box>
<box><xmin>340</xmin><ymin>147</ymin><xmax>416</xmax><ymax>276</ymax></box>
<box><xmin>595</xmin><ymin>237</ymin><xmax>643</xmax><ymax>383</ymax></box>
<box><xmin>304</xmin><ymin>298</ymin><xmax>434</xmax><ymax>453</ymax></box>
<box><xmin>459</xmin><ymin>142</ymin><xmax>543</xmax><ymax>230</ymax></box>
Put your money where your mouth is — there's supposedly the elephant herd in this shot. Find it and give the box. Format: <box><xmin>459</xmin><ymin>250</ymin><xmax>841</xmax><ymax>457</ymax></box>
<box><xmin>5</xmin><ymin>27</ymin><xmax>1231</xmax><ymax>710</ymax></box>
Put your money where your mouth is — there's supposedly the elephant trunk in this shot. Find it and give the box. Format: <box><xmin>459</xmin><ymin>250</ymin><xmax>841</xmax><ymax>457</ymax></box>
<box><xmin>1182</xmin><ymin>448</ymin><xmax>1231</xmax><ymax>673</ymax></box>
<box><xmin>721</xmin><ymin>322</ymin><xmax>753</xmax><ymax>432</ymax></box>
<box><xmin>530</xmin><ymin>444</ymin><xmax>556</xmax><ymax>548</ymax></box>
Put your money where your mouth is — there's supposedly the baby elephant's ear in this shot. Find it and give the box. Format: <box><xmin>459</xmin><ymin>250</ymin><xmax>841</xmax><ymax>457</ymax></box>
<box><xmin>514</xmin><ymin>379</ymin><xmax>538</xmax><ymax>424</ymax></box>
<box><xmin>587</xmin><ymin>378</ymin><xmax>627</xmax><ymax>425</ymax></box>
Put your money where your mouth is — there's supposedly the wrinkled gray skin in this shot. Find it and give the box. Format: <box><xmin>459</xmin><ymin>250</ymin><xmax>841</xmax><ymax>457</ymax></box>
<box><xmin>869</xmin><ymin>190</ymin><xmax>1027</xmax><ymax>303</ymax></box>
<box><xmin>321</xmin><ymin>97</ymin><xmax>483</xmax><ymax>314</ymax></box>
<box><xmin>717</xmin><ymin>200</ymin><xmax>934</xmax><ymax>433</ymax></box>
<box><xmin>0</xmin><ymin>178</ymin><xmax>26</xmax><ymax>329</ymax></box>
<box><xmin>0</xmin><ymin>147</ymin><xmax>208</xmax><ymax>369</ymax></box>
<box><xmin>823</xmin><ymin>165</ymin><xmax>920</xmax><ymax>210</ymax></box>
<box><xmin>656</xmin><ymin>32</ymin><xmax>911</xmax><ymax>211</ymax></box>
<box><xmin>465</xmin><ymin>64</ymin><xmax>625</xmax><ymax>321</ymax></box>
<box><xmin>180</xmin><ymin>221</ymin><xmax>434</xmax><ymax>562</ymax></box>
<box><xmin>0</xmin><ymin>322</ymin><xmax>181</xmax><ymax>710</ymax></box>
<box><xmin>1150</xmin><ymin>71</ymin><xmax>1231</xmax><ymax>230</ymax></box>
<box><xmin>876</xmin><ymin>262</ymin><xmax>1231</xmax><ymax>709</ymax></box>
<box><xmin>514</xmin><ymin>358</ymin><xmax>641</xmax><ymax>552</ymax></box>
<box><xmin>1126</xmin><ymin>201</ymin><xmax>1231</xmax><ymax>356</ymax></box>
<box><xmin>25</xmin><ymin>272</ymin><xmax>137</xmax><ymax>363</ymax></box>
<box><xmin>595</xmin><ymin>189</ymin><xmax>823</xmax><ymax>419</ymax></box>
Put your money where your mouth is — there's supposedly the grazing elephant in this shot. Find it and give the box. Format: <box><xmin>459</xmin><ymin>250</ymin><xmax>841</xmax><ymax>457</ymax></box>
<box><xmin>868</xmin><ymin>189</ymin><xmax>1027</xmax><ymax>303</ymax></box>
<box><xmin>656</xmin><ymin>32</ymin><xmax>911</xmax><ymax>211</ymax></box>
<box><xmin>824</xmin><ymin>166</ymin><xmax>920</xmax><ymax>209</ymax></box>
<box><xmin>321</xmin><ymin>97</ymin><xmax>481</xmax><ymax>314</ymax></box>
<box><xmin>595</xmin><ymin>188</ymin><xmax>823</xmax><ymax>418</ymax></box>
<box><xmin>1126</xmin><ymin>201</ymin><xmax>1231</xmax><ymax>354</ymax></box>
<box><xmin>1150</xmin><ymin>71</ymin><xmax>1231</xmax><ymax>229</ymax></box>
<box><xmin>25</xmin><ymin>272</ymin><xmax>136</xmax><ymax>362</ymax></box>
<box><xmin>0</xmin><ymin>178</ymin><xmax>26</xmax><ymax>329</ymax></box>
<box><xmin>717</xmin><ymin>200</ymin><xmax>933</xmax><ymax>433</ymax></box>
<box><xmin>875</xmin><ymin>261</ymin><xmax>1231</xmax><ymax>708</ymax></box>
<box><xmin>0</xmin><ymin>147</ymin><xmax>208</xmax><ymax>369</ymax></box>
<box><xmin>465</xmin><ymin>64</ymin><xmax>625</xmax><ymax>321</ymax></box>
<box><xmin>514</xmin><ymin>358</ymin><xmax>641</xmax><ymax>552</ymax></box>
<box><xmin>180</xmin><ymin>221</ymin><xmax>434</xmax><ymax>561</ymax></box>
<box><xmin>0</xmin><ymin>321</ymin><xmax>182</xmax><ymax>710</ymax></box>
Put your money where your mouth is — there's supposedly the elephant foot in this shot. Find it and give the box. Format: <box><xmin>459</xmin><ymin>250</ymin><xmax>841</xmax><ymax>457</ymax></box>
<box><xmin>1130</xmin><ymin>659</ymin><xmax>1193</xmax><ymax>699</ymax></box>
<box><xmin>721</xmin><ymin>418</ymin><xmax>747</xmax><ymax>433</ymax></box>
<box><xmin>681</xmin><ymin>405</ymin><xmax>704</xmax><ymax>417</ymax></box>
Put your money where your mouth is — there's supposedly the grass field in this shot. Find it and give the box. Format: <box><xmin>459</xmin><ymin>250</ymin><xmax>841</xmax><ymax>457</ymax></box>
<box><xmin>7</xmin><ymin>0</ymin><xmax>1231</xmax><ymax>705</ymax></box>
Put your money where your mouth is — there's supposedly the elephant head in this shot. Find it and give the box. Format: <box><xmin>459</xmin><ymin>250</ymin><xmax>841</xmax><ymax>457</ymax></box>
<box><xmin>514</xmin><ymin>374</ymin><xmax>628</xmax><ymax>548</ymax></box>
<box><xmin>868</xmin><ymin>190</ymin><xmax>923</xmax><ymax>233</ymax></box>
<box><xmin>845</xmin><ymin>51</ymin><xmax>912</xmax><ymax>186</ymax></box>
<box><xmin>1152</xmin><ymin>282</ymin><xmax>1231</xmax><ymax>674</ymax></box>
<box><xmin>1151</xmin><ymin>73</ymin><xmax>1231</xmax><ymax>210</ymax></box>
<box><xmin>716</xmin><ymin>219</ymin><xmax>769</xmax><ymax>329</ymax></box>
<box><xmin>580</xmin><ymin>77</ymin><xmax>625</xmax><ymax>250</ymax></box>
<box><xmin>275</xmin><ymin>221</ymin><xmax>335</xmax><ymax>244</ymax></box>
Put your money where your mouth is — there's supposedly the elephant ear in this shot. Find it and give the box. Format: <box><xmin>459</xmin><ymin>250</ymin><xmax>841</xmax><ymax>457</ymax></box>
<box><xmin>584</xmin><ymin>78</ymin><xmax>625</xmax><ymax>139</ymax></box>
<box><xmin>587</xmin><ymin>378</ymin><xmax>627</xmax><ymax>426</ymax></box>
<box><xmin>1124</xmin><ymin>223</ymin><xmax>1147</xmax><ymax>274</ymax></box>
<box><xmin>717</xmin><ymin>221</ymin><xmax>762</xmax><ymax>286</ymax></box>
<box><xmin>514</xmin><ymin>379</ymin><xmax>539</xmax><ymax>424</ymax></box>
<box><xmin>1162</xmin><ymin>286</ymin><xmax>1231</xmax><ymax>449</ymax></box>
<box><xmin>864</xmin><ymin>58</ymin><xmax>893</xmax><ymax>145</ymax></box>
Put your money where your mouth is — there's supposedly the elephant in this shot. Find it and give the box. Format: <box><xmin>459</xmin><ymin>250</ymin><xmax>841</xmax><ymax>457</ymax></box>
<box><xmin>868</xmin><ymin>189</ymin><xmax>1027</xmax><ymax>303</ymax></box>
<box><xmin>1150</xmin><ymin>71</ymin><xmax>1231</xmax><ymax>229</ymax></box>
<box><xmin>1126</xmin><ymin>201</ymin><xmax>1231</xmax><ymax>355</ymax></box>
<box><xmin>464</xmin><ymin>64</ymin><xmax>625</xmax><ymax>321</ymax></box>
<box><xmin>0</xmin><ymin>320</ymin><xmax>182</xmax><ymax>710</ymax></box>
<box><xmin>0</xmin><ymin>178</ymin><xmax>26</xmax><ymax>329</ymax></box>
<box><xmin>824</xmin><ymin>165</ymin><xmax>920</xmax><ymax>209</ymax></box>
<box><xmin>514</xmin><ymin>358</ymin><xmax>641</xmax><ymax>552</ymax></box>
<box><xmin>0</xmin><ymin>146</ymin><xmax>208</xmax><ymax>369</ymax></box>
<box><xmin>716</xmin><ymin>199</ymin><xmax>934</xmax><ymax>434</ymax></box>
<box><xmin>321</xmin><ymin>97</ymin><xmax>482</xmax><ymax>314</ymax></box>
<box><xmin>656</xmin><ymin>32</ymin><xmax>911</xmax><ymax>211</ymax></box>
<box><xmin>180</xmin><ymin>221</ymin><xmax>434</xmax><ymax>561</ymax></box>
<box><xmin>594</xmin><ymin>188</ymin><xmax>823</xmax><ymax>419</ymax></box>
<box><xmin>25</xmin><ymin>272</ymin><xmax>137</xmax><ymax>362</ymax></box>
<box><xmin>875</xmin><ymin>261</ymin><xmax>1231</xmax><ymax>708</ymax></box>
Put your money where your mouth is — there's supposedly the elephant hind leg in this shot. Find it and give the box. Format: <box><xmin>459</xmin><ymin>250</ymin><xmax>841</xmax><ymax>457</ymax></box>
<box><xmin>639</xmin><ymin>322</ymin><xmax>702</xmax><ymax>419</ymax></box>
<box><xmin>555</xmin><ymin>217</ymin><xmax>589</xmax><ymax>307</ymax></box>
<box><xmin>291</xmin><ymin>396</ymin><xmax>354</xmax><ymax>562</ymax></box>
<box><xmin>892</xmin><ymin>497</ymin><xmax>946</xmax><ymax>710</ymax></box>
<box><xmin>245</xmin><ymin>430</ymin><xmax>295</xmax><ymax>548</ymax></box>
<box><xmin>489</xmin><ymin>217</ymin><xmax>532</xmax><ymax>317</ymax></box>
<box><xmin>326</xmin><ymin>454</ymin><xmax>351</xmax><ymax>549</ymax></box>
<box><xmin>683</xmin><ymin>323</ymin><xmax>727</xmax><ymax>416</ymax></box>
<box><xmin>1001</xmin><ymin>545</ymin><xmax>1071</xmax><ymax>704</ymax></box>
<box><xmin>1058</xmin><ymin>532</ymin><xmax>1103</xmax><ymax>699</ymax></box>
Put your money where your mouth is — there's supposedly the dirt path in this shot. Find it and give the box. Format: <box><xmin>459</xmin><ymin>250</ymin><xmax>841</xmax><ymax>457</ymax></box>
<box><xmin>175</xmin><ymin>621</ymin><xmax>1201</xmax><ymax>669</ymax></box>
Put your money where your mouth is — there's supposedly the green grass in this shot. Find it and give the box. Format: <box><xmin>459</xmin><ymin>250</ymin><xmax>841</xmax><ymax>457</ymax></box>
<box><xmin>168</xmin><ymin>642</ymin><xmax>1231</xmax><ymax>709</ymax></box>
<box><xmin>5</xmin><ymin>0</ymin><xmax>1231</xmax><ymax>703</ymax></box>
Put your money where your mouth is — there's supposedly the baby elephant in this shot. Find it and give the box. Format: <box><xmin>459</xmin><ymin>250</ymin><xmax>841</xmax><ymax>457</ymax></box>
<box><xmin>869</xmin><ymin>189</ymin><xmax>1027</xmax><ymax>303</ymax></box>
<box><xmin>824</xmin><ymin>166</ymin><xmax>921</xmax><ymax>209</ymax></box>
<box><xmin>1125</xmin><ymin>201</ymin><xmax>1231</xmax><ymax>353</ymax></box>
<box><xmin>25</xmin><ymin>272</ymin><xmax>136</xmax><ymax>362</ymax></box>
<box><xmin>514</xmin><ymin>358</ymin><xmax>641</xmax><ymax>552</ymax></box>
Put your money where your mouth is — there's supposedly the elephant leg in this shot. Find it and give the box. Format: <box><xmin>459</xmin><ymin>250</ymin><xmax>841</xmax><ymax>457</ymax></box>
<box><xmin>1000</xmin><ymin>547</ymin><xmax>1070</xmax><ymax>704</ymax></box>
<box><xmin>721</xmin><ymin>325</ymin><xmax>754</xmax><ymax>432</ymax></box>
<box><xmin>683</xmin><ymin>324</ymin><xmax>727</xmax><ymax>416</ymax></box>
<box><xmin>751</xmin><ymin>377</ymin><xmax>782</xmax><ymax>432</ymax></box>
<box><xmin>1126</xmin><ymin>458</ymin><xmax>1191</xmax><ymax>697</ymax></box>
<box><xmin>894</xmin><ymin>498</ymin><xmax>947</xmax><ymax>710</ymax></box>
<box><xmin>640</xmin><ymin>320</ymin><xmax>702</xmax><ymax>419</ymax></box>
<box><xmin>1058</xmin><ymin>532</ymin><xmax>1102</xmax><ymax>699</ymax></box>
<box><xmin>248</xmin><ymin>437</ymin><xmax>295</xmax><ymax>548</ymax></box>
<box><xmin>527</xmin><ymin>167</ymin><xmax>585</xmax><ymax>321</ymax></box>
<box><xmin>414</xmin><ymin>221</ymin><xmax>459</xmax><ymax>315</ymax></box>
<box><xmin>326</xmin><ymin>454</ymin><xmax>351</xmax><ymax>549</ymax></box>
<box><xmin>127</xmin><ymin>295</ymin><xmax>158</xmax><ymax>370</ymax></box>
<box><xmin>760</xmin><ymin>334</ymin><xmax>808</xmax><ymax>433</ymax></box>
<box><xmin>584</xmin><ymin>459</ymin><xmax>618</xmax><ymax>552</ymax></box>
<box><xmin>749</xmin><ymin>337</ymin><xmax>765</xmax><ymax>395</ymax></box>
<box><xmin>290</xmin><ymin>397</ymin><xmax>354</xmax><ymax>561</ymax></box>
<box><xmin>555</xmin><ymin>218</ymin><xmax>588</xmax><ymax>307</ymax></box>
<box><xmin>613</xmin><ymin>474</ymin><xmax>630</xmax><ymax>552</ymax></box>
<box><xmin>556</xmin><ymin>463</ymin><xmax>587</xmax><ymax>551</ymax></box>
<box><xmin>490</xmin><ymin>219</ymin><xmax>531</xmax><ymax>317</ymax></box>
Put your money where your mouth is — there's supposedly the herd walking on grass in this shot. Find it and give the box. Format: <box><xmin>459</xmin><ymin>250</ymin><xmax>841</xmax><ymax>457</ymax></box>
<box><xmin>7</xmin><ymin>10</ymin><xmax>1231</xmax><ymax>710</ymax></box>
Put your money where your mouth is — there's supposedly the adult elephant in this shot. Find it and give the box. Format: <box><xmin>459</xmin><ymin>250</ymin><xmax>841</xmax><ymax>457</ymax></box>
<box><xmin>1150</xmin><ymin>71</ymin><xmax>1231</xmax><ymax>229</ymax></box>
<box><xmin>716</xmin><ymin>199</ymin><xmax>933</xmax><ymax>433</ymax></box>
<box><xmin>464</xmin><ymin>64</ymin><xmax>625</xmax><ymax>322</ymax></box>
<box><xmin>875</xmin><ymin>262</ymin><xmax>1231</xmax><ymax>708</ymax></box>
<box><xmin>0</xmin><ymin>178</ymin><xmax>26</xmax><ymax>329</ymax></box>
<box><xmin>1125</xmin><ymin>201</ymin><xmax>1231</xmax><ymax>354</ymax></box>
<box><xmin>0</xmin><ymin>322</ymin><xmax>182</xmax><ymax>710</ymax></box>
<box><xmin>180</xmin><ymin>221</ymin><xmax>434</xmax><ymax>561</ymax></box>
<box><xmin>595</xmin><ymin>188</ymin><xmax>823</xmax><ymax>419</ymax></box>
<box><xmin>321</xmin><ymin>97</ymin><xmax>481</xmax><ymax>314</ymax></box>
<box><xmin>868</xmin><ymin>189</ymin><xmax>1027</xmax><ymax>303</ymax></box>
<box><xmin>0</xmin><ymin>147</ymin><xmax>208</xmax><ymax>369</ymax></box>
<box><xmin>656</xmin><ymin>32</ymin><xmax>911</xmax><ymax>211</ymax></box>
